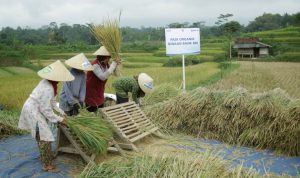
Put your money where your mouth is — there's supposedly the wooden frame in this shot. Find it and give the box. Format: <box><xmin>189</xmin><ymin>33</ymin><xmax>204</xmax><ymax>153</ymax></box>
<box><xmin>55</xmin><ymin>125</ymin><xmax>124</xmax><ymax>164</ymax></box>
<box><xmin>101</xmin><ymin>102</ymin><xmax>163</xmax><ymax>151</ymax></box>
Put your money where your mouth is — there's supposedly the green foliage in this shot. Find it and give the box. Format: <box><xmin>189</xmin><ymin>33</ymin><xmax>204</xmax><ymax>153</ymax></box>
<box><xmin>152</xmin><ymin>50</ymin><xmax>166</xmax><ymax>57</ymax></box>
<box><xmin>0</xmin><ymin>110</ymin><xmax>26</xmax><ymax>139</ymax></box>
<box><xmin>0</xmin><ymin>43</ymin><xmax>28</xmax><ymax>66</ymax></box>
<box><xmin>162</xmin><ymin>55</ymin><xmax>204</xmax><ymax>67</ymax></box>
<box><xmin>239</xmin><ymin>26</ymin><xmax>300</xmax><ymax>61</ymax></box>
<box><xmin>121</xmin><ymin>41</ymin><xmax>162</xmax><ymax>52</ymax></box>
<box><xmin>246</xmin><ymin>12</ymin><xmax>300</xmax><ymax>32</ymax></box>
<box><xmin>124</xmin><ymin>55</ymin><xmax>169</xmax><ymax>63</ymax></box>
<box><xmin>123</xmin><ymin>63</ymin><xmax>151</xmax><ymax>68</ymax></box>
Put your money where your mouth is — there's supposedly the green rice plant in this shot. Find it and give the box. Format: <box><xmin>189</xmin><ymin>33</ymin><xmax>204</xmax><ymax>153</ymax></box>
<box><xmin>122</xmin><ymin>63</ymin><xmax>151</xmax><ymax>68</ymax></box>
<box><xmin>0</xmin><ymin>110</ymin><xmax>25</xmax><ymax>138</ymax></box>
<box><xmin>142</xmin><ymin>83</ymin><xmax>180</xmax><ymax>106</ymax></box>
<box><xmin>4</xmin><ymin>66</ymin><xmax>35</xmax><ymax>75</ymax></box>
<box><xmin>0</xmin><ymin>68</ymin><xmax>13</xmax><ymax>77</ymax></box>
<box><xmin>1</xmin><ymin>61</ymin><xmax>223</xmax><ymax>110</ymax></box>
<box><xmin>145</xmin><ymin>87</ymin><xmax>300</xmax><ymax>156</ymax></box>
<box><xmin>67</xmin><ymin>113</ymin><xmax>113</xmax><ymax>155</ymax></box>
<box><xmin>123</xmin><ymin>56</ymin><xmax>169</xmax><ymax>63</ymax></box>
<box><xmin>0</xmin><ymin>74</ymin><xmax>40</xmax><ymax>110</ymax></box>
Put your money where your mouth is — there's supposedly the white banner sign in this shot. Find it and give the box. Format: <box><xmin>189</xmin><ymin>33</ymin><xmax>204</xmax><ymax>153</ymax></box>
<box><xmin>165</xmin><ymin>28</ymin><xmax>200</xmax><ymax>56</ymax></box>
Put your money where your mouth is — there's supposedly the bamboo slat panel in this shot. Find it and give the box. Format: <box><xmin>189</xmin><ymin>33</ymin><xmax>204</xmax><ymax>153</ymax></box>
<box><xmin>101</xmin><ymin>102</ymin><xmax>159</xmax><ymax>145</ymax></box>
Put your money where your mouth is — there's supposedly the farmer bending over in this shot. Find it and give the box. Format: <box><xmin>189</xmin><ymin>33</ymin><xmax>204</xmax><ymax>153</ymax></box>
<box><xmin>18</xmin><ymin>60</ymin><xmax>73</xmax><ymax>172</ymax></box>
<box><xmin>112</xmin><ymin>73</ymin><xmax>153</xmax><ymax>105</ymax></box>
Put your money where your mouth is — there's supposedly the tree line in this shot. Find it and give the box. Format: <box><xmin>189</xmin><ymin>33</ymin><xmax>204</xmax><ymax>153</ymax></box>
<box><xmin>0</xmin><ymin>12</ymin><xmax>299</xmax><ymax>46</ymax></box>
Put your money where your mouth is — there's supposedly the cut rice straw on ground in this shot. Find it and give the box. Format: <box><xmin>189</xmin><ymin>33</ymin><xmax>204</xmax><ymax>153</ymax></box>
<box><xmin>79</xmin><ymin>151</ymin><xmax>268</xmax><ymax>178</ymax></box>
<box><xmin>145</xmin><ymin>87</ymin><xmax>300</xmax><ymax>156</ymax></box>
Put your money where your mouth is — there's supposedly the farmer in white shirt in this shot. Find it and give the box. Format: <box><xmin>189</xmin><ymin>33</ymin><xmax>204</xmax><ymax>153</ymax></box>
<box><xmin>18</xmin><ymin>60</ymin><xmax>74</xmax><ymax>173</ymax></box>
<box><xmin>59</xmin><ymin>53</ymin><xmax>93</xmax><ymax>116</ymax></box>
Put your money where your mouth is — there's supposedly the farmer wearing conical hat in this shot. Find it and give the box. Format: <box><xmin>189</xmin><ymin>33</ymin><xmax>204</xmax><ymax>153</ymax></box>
<box><xmin>112</xmin><ymin>73</ymin><xmax>154</xmax><ymax>105</ymax></box>
<box><xmin>85</xmin><ymin>46</ymin><xmax>119</xmax><ymax>112</ymax></box>
<box><xmin>59</xmin><ymin>53</ymin><xmax>93</xmax><ymax>116</ymax></box>
<box><xmin>18</xmin><ymin>60</ymin><xmax>74</xmax><ymax>173</ymax></box>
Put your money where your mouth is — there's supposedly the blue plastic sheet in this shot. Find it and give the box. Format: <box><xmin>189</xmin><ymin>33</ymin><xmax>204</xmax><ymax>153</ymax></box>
<box><xmin>170</xmin><ymin>138</ymin><xmax>300</xmax><ymax>176</ymax></box>
<box><xmin>1</xmin><ymin>135</ymin><xmax>299</xmax><ymax>177</ymax></box>
<box><xmin>0</xmin><ymin>135</ymin><xmax>74</xmax><ymax>178</ymax></box>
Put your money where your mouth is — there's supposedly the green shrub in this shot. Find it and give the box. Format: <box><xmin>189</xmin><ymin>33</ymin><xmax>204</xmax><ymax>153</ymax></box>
<box><xmin>163</xmin><ymin>55</ymin><xmax>203</xmax><ymax>67</ymax></box>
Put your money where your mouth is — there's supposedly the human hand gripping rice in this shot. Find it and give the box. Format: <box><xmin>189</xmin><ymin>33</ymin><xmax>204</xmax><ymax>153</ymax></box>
<box><xmin>90</xmin><ymin>16</ymin><xmax>122</xmax><ymax>76</ymax></box>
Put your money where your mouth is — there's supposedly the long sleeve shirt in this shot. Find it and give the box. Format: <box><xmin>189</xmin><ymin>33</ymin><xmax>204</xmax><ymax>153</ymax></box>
<box><xmin>85</xmin><ymin>59</ymin><xmax>117</xmax><ymax>106</ymax></box>
<box><xmin>18</xmin><ymin>79</ymin><xmax>64</xmax><ymax>142</ymax></box>
<box><xmin>112</xmin><ymin>77</ymin><xmax>140</xmax><ymax>103</ymax></box>
<box><xmin>59</xmin><ymin>68</ymin><xmax>86</xmax><ymax>112</ymax></box>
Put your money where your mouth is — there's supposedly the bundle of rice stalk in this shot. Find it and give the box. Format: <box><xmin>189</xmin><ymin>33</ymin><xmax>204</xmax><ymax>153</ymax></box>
<box><xmin>143</xmin><ymin>83</ymin><xmax>180</xmax><ymax>106</ymax></box>
<box><xmin>67</xmin><ymin>116</ymin><xmax>113</xmax><ymax>155</ymax></box>
<box><xmin>90</xmin><ymin>16</ymin><xmax>122</xmax><ymax>75</ymax></box>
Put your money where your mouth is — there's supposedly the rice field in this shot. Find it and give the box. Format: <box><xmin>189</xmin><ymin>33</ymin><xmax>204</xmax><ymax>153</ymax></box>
<box><xmin>211</xmin><ymin>61</ymin><xmax>300</xmax><ymax>98</ymax></box>
<box><xmin>0</xmin><ymin>73</ymin><xmax>40</xmax><ymax>110</ymax></box>
<box><xmin>0</xmin><ymin>59</ymin><xmax>221</xmax><ymax>110</ymax></box>
<box><xmin>1</xmin><ymin>48</ymin><xmax>300</xmax><ymax>177</ymax></box>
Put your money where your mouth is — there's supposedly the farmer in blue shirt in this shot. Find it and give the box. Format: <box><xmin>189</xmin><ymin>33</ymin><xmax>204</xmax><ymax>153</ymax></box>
<box><xmin>59</xmin><ymin>53</ymin><xmax>93</xmax><ymax>116</ymax></box>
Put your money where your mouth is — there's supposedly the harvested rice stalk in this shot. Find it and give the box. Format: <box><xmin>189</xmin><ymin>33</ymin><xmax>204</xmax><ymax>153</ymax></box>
<box><xmin>142</xmin><ymin>83</ymin><xmax>180</xmax><ymax>106</ymax></box>
<box><xmin>67</xmin><ymin>114</ymin><xmax>113</xmax><ymax>155</ymax></box>
<box><xmin>0</xmin><ymin>110</ymin><xmax>25</xmax><ymax>138</ymax></box>
<box><xmin>79</xmin><ymin>153</ymin><xmax>259</xmax><ymax>178</ymax></box>
<box><xmin>145</xmin><ymin>87</ymin><xmax>300</xmax><ymax>156</ymax></box>
<box><xmin>90</xmin><ymin>15</ymin><xmax>122</xmax><ymax>75</ymax></box>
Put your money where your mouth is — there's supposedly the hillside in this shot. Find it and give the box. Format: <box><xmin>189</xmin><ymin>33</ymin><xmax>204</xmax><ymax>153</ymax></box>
<box><xmin>246</xmin><ymin>26</ymin><xmax>300</xmax><ymax>61</ymax></box>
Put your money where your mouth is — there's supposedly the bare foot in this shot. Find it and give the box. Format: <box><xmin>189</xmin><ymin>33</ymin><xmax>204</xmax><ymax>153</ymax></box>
<box><xmin>42</xmin><ymin>165</ymin><xmax>61</xmax><ymax>173</ymax></box>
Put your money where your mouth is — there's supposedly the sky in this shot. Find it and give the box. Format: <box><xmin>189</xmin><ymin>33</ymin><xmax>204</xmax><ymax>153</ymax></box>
<box><xmin>0</xmin><ymin>0</ymin><xmax>299</xmax><ymax>29</ymax></box>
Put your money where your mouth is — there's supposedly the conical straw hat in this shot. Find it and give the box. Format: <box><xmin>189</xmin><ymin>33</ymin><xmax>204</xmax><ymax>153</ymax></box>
<box><xmin>65</xmin><ymin>53</ymin><xmax>94</xmax><ymax>71</ymax></box>
<box><xmin>138</xmin><ymin>73</ymin><xmax>153</xmax><ymax>93</ymax></box>
<box><xmin>93</xmin><ymin>46</ymin><xmax>111</xmax><ymax>56</ymax></box>
<box><xmin>38</xmin><ymin>60</ymin><xmax>74</xmax><ymax>82</ymax></box>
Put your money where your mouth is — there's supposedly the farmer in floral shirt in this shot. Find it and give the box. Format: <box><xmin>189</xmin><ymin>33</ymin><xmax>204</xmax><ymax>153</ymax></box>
<box><xmin>18</xmin><ymin>60</ymin><xmax>74</xmax><ymax>173</ymax></box>
<box><xmin>59</xmin><ymin>53</ymin><xmax>93</xmax><ymax>116</ymax></box>
<box><xmin>112</xmin><ymin>73</ymin><xmax>154</xmax><ymax>105</ymax></box>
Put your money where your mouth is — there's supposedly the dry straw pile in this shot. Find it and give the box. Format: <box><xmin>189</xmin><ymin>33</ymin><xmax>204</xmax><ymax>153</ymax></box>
<box><xmin>145</xmin><ymin>87</ymin><xmax>300</xmax><ymax>156</ymax></box>
<box><xmin>142</xmin><ymin>83</ymin><xmax>180</xmax><ymax>106</ymax></box>
<box><xmin>79</xmin><ymin>153</ymin><xmax>260</xmax><ymax>177</ymax></box>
